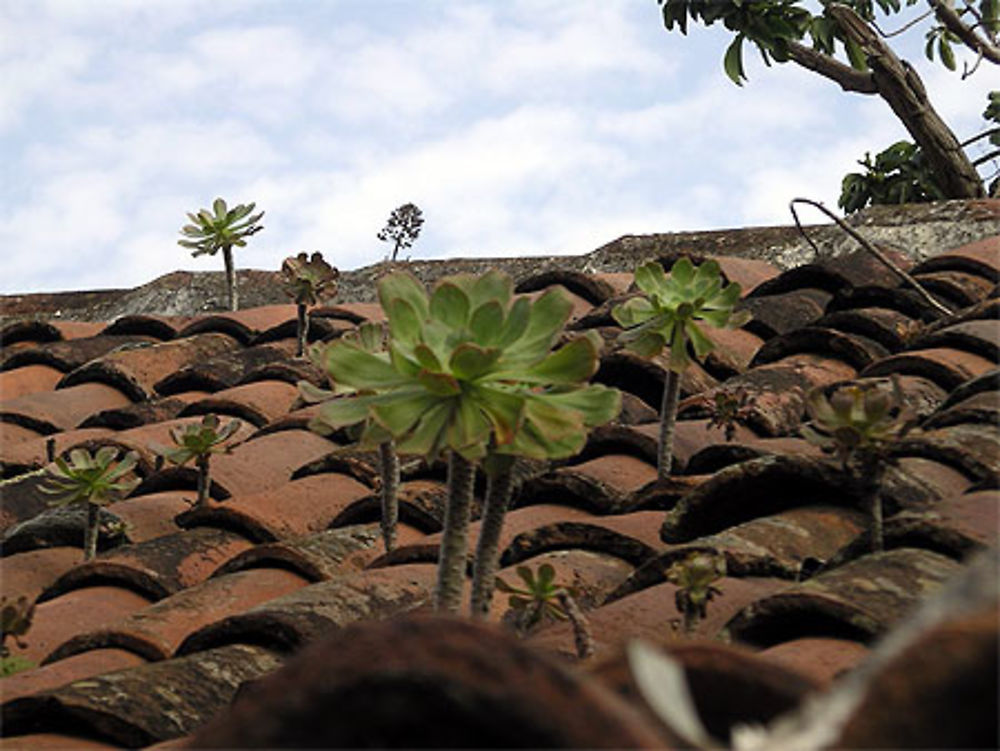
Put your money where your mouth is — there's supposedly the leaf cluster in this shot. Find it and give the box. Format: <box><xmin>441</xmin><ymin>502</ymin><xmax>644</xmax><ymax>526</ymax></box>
<box><xmin>801</xmin><ymin>377</ymin><xmax>916</xmax><ymax>467</ymax></box>
<box><xmin>839</xmin><ymin>140</ymin><xmax>946</xmax><ymax>213</ymax></box>
<box><xmin>310</xmin><ymin>270</ymin><xmax>620</xmax><ymax>463</ymax></box>
<box><xmin>612</xmin><ymin>258</ymin><xmax>749</xmax><ymax>372</ymax></box>
<box><xmin>39</xmin><ymin>447</ymin><xmax>140</xmax><ymax>508</ymax></box>
<box><xmin>150</xmin><ymin>415</ymin><xmax>241</xmax><ymax>467</ymax></box>
<box><xmin>666</xmin><ymin>552</ymin><xmax>726</xmax><ymax>619</ymax></box>
<box><xmin>495</xmin><ymin>563</ymin><xmax>576</xmax><ymax>630</ymax></box>
<box><xmin>178</xmin><ymin>198</ymin><xmax>264</xmax><ymax>258</ymax></box>
<box><xmin>377</xmin><ymin>202</ymin><xmax>424</xmax><ymax>254</ymax></box>
<box><xmin>705</xmin><ymin>387</ymin><xmax>757</xmax><ymax>441</ymax></box>
<box><xmin>281</xmin><ymin>252</ymin><xmax>339</xmax><ymax>307</ymax></box>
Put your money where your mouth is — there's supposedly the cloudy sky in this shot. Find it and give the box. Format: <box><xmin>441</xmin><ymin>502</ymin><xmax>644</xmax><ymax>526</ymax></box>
<box><xmin>2</xmin><ymin>0</ymin><xmax>996</xmax><ymax>294</ymax></box>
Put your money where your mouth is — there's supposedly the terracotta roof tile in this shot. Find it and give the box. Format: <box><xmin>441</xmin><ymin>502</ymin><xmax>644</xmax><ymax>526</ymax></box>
<box><xmin>0</xmin><ymin>547</ymin><xmax>83</xmax><ymax>604</ymax></box>
<box><xmin>914</xmin><ymin>269</ymin><xmax>996</xmax><ymax>307</ymax></box>
<box><xmin>750</xmin><ymin>326</ymin><xmax>889</xmax><ymax>369</ymax></box>
<box><xmin>100</xmin><ymin>313</ymin><xmax>185</xmax><ymax>340</ymax></box>
<box><xmin>327</xmin><ymin>477</ymin><xmax>446</xmax><ymax>532</ymax></box>
<box><xmin>0</xmin><ymin>422</ymin><xmax>44</xmax><ymax>450</ymax></box>
<box><xmin>1</xmin><ymin>427</ymin><xmax>114</xmax><ymax>477</ymax></box>
<box><xmin>0</xmin><ymin>647</ymin><xmax>147</xmax><ymax>706</ymax></box>
<box><xmin>311</xmin><ymin>301</ymin><xmax>386</xmax><ymax>323</ymax></box>
<box><xmin>0</xmin><ymin>733</ymin><xmax>123</xmax><ymax>749</ymax></box>
<box><xmin>0</xmin><ymin>366</ymin><xmax>65</xmax><ymax>401</ymax></box>
<box><xmin>925</xmin><ymin>389</ymin><xmax>1000</xmax><ymax>429</ymax></box>
<box><xmin>742</xmin><ymin>288</ymin><xmax>832</xmax><ymax>338</ymax></box>
<box><xmin>759</xmin><ymin>636</ymin><xmax>869</xmax><ymax>685</ymax></box>
<box><xmin>911</xmin><ymin>235</ymin><xmax>1000</xmax><ymax>282</ymax></box>
<box><xmin>177</xmin><ymin>379</ymin><xmax>300</xmax><ymax>428</ymax></box>
<box><xmin>1</xmin><ymin>382</ymin><xmax>133</xmax><ymax>434</ymax></box>
<box><xmin>78</xmin><ymin>393</ymin><xmax>212</xmax><ymax>430</ymax></box>
<box><xmin>56</xmin><ymin>333</ymin><xmax>240</xmax><ymax>401</ymax></box>
<box><xmin>862</xmin><ymin>346</ymin><xmax>997</xmax><ymax>391</ymax></box>
<box><xmin>516</xmin><ymin>454</ymin><xmax>656</xmax><ymax>514</ymax></box>
<box><xmin>103</xmin><ymin>491</ymin><xmax>191</xmax><ymax>543</ymax></box>
<box><xmin>816</xmin><ymin>305</ymin><xmax>916</xmax><ymax>350</ymax></box>
<box><xmin>2</xmin><ymin>644</ymin><xmax>283</xmax><ymax>748</ymax></box>
<box><xmin>0</xmin><ymin>320</ymin><xmax>106</xmax><ymax>347</ymax></box>
<box><xmin>1</xmin><ymin>335</ymin><xmax>156</xmax><ymax>374</ymax></box>
<box><xmin>896</xmin><ymin>423</ymin><xmax>1000</xmax><ymax>480</ymax></box>
<box><xmin>175</xmin><ymin>304</ymin><xmax>300</xmax><ymax>344</ymax></box>
<box><xmin>152</xmin><ymin>342</ymin><xmax>297</xmax><ymax>396</ymax></box>
<box><xmin>45</xmin><ymin>567</ymin><xmax>310</xmax><ymax>663</ymax></box>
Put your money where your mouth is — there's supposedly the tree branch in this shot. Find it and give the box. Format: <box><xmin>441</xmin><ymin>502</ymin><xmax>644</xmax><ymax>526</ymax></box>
<box><xmin>788</xmin><ymin>40</ymin><xmax>878</xmax><ymax>93</ymax></box>
<box><xmin>928</xmin><ymin>0</ymin><xmax>1000</xmax><ymax>65</ymax></box>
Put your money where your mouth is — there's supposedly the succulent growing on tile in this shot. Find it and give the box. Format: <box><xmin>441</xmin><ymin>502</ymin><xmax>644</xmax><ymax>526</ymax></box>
<box><xmin>305</xmin><ymin>321</ymin><xmax>402</xmax><ymax>553</ymax></box>
<box><xmin>496</xmin><ymin>564</ymin><xmax>594</xmax><ymax>658</ymax></box>
<box><xmin>281</xmin><ymin>251</ymin><xmax>340</xmax><ymax>357</ymax></box>
<box><xmin>705</xmin><ymin>387</ymin><xmax>757</xmax><ymax>442</ymax></box>
<box><xmin>39</xmin><ymin>447</ymin><xmax>140</xmax><ymax>561</ymax></box>
<box><xmin>665</xmin><ymin>551</ymin><xmax>726</xmax><ymax>635</ymax></box>
<box><xmin>312</xmin><ymin>270</ymin><xmax>620</xmax><ymax>613</ymax></box>
<box><xmin>801</xmin><ymin>377</ymin><xmax>917</xmax><ymax>552</ymax></box>
<box><xmin>377</xmin><ymin>202</ymin><xmax>424</xmax><ymax>262</ymax></box>
<box><xmin>613</xmin><ymin>258</ymin><xmax>749</xmax><ymax>479</ymax></box>
<box><xmin>178</xmin><ymin>197</ymin><xmax>265</xmax><ymax>311</ymax></box>
<box><xmin>150</xmin><ymin>415</ymin><xmax>241</xmax><ymax>509</ymax></box>
<box><xmin>1</xmin><ymin>595</ymin><xmax>36</xmax><ymax>678</ymax></box>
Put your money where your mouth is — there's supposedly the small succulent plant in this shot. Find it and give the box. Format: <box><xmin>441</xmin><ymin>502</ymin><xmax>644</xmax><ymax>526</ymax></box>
<box><xmin>666</xmin><ymin>552</ymin><xmax>726</xmax><ymax>635</ymax></box>
<box><xmin>281</xmin><ymin>252</ymin><xmax>340</xmax><ymax>356</ymax></box>
<box><xmin>1</xmin><ymin>595</ymin><xmax>36</xmax><ymax>678</ymax></box>
<box><xmin>179</xmin><ymin>198</ymin><xmax>264</xmax><ymax>311</ymax></box>
<box><xmin>496</xmin><ymin>563</ymin><xmax>594</xmax><ymax>658</ymax></box>
<box><xmin>705</xmin><ymin>387</ymin><xmax>757</xmax><ymax>442</ymax></box>
<box><xmin>151</xmin><ymin>415</ymin><xmax>241</xmax><ymax>509</ymax></box>
<box><xmin>377</xmin><ymin>202</ymin><xmax>424</xmax><ymax>262</ymax></box>
<box><xmin>40</xmin><ymin>447</ymin><xmax>140</xmax><ymax>561</ymax></box>
<box><xmin>613</xmin><ymin>258</ymin><xmax>750</xmax><ymax>479</ymax></box>
<box><xmin>801</xmin><ymin>377</ymin><xmax>916</xmax><ymax>552</ymax></box>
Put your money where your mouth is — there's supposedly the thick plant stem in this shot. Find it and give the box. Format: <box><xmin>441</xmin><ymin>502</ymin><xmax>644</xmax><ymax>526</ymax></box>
<box><xmin>83</xmin><ymin>502</ymin><xmax>100</xmax><ymax>561</ymax></box>
<box><xmin>296</xmin><ymin>303</ymin><xmax>309</xmax><ymax>357</ymax></box>
<box><xmin>557</xmin><ymin>590</ymin><xmax>595</xmax><ymax>659</ymax></box>
<box><xmin>435</xmin><ymin>452</ymin><xmax>476</xmax><ymax>614</ymax></box>
<box><xmin>222</xmin><ymin>245</ymin><xmax>238</xmax><ymax>311</ymax></box>
<box><xmin>196</xmin><ymin>456</ymin><xmax>210</xmax><ymax>508</ymax></box>
<box><xmin>378</xmin><ymin>441</ymin><xmax>400</xmax><ymax>553</ymax></box>
<box><xmin>470</xmin><ymin>464</ymin><xmax>515</xmax><ymax>618</ymax></box>
<box><xmin>658</xmin><ymin>369</ymin><xmax>682</xmax><ymax>480</ymax></box>
<box><xmin>869</xmin><ymin>491</ymin><xmax>884</xmax><ymax>554</ymax></box>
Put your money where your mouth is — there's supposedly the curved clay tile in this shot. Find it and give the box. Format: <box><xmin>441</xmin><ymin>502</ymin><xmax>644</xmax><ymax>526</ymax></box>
<box><xmin>519</xmin><ymin>454</ymin><xmax>657</xmax><ymax>515</ymax></box>
<box><xmin>924</xmin><ymin>389</ymin><xmax>1000</xmax><ymax>429</ymax></box>
<box><xmin>748</xmin><ymin>265</ymin><xmax>851</xmax><ymax>298</ymax></box>
<box><xmin>595</xmin><ymin>351</ymin><xmax>716</xmax><ymax>414</ymax></box>
<box><xmin>0</xmin><ymin>364</ymin><xmax>67</xmax><ymax>400</ymax></box>
<box><xmin>175</xmin><ymin>473</ymin><xmax>372</xmax><ymax>543</ymax></box>
<box><xmin>685</xmin><ymin>436</ymin><xmax>822</xmax><ymax>475</ymax></box>
<box><xmin>177</xmin><ymin>380</ymin><xmax>300</xmax><ymax>428</ymax></box>
<box><xmin>894</xmin><ymin>455</ymin><xmax>974</xmax><ymax>501</ymax></box>
<box><xmin>815</xmin><ymin>306</ymin><xmax>915</xmax><ymax>351</ymax></box>
<box><xmin>100</xmin><ymin>314</ymin><xmax>183</xmax><ymax>340</ymax></box>
<box><xmin>176</xmin><ymin>305</ymin><xmax>300</xmax><ymax>344</ymax></box>
<box><xmin>0</xmin><ymin>427</ymin><xmax>114</xmax><ymax>477</ymax></box>
<box><xmin>1</xmin><ymin>422</ymin><xmax>44</xmax><ymax>451</ymax></box>
<box><xmin>44</xmin><ymin>567</ymin><xmax>310</xmax><ymax>664</ymax></box>
<box><xmin>329</xmin><ymin>477</ymin><xmax>448</xmax><ymax>534</ymax></box>
<box><xmin>6</xmin><ymin>585</ymin><xmax>153</xmax><ymax>665</ymax></box>
<box><xmin>826</xmin><ymin>284</ymin><xmax>947</xmax><ymax>323</ymax></box>
<box><xmin>659</xmin><ymin>454</ymin><xmax>938</xmax><ymax>544</ymax></box>
<box><xmin>741</xmin><ymin>288</ymin><xmax>832</xmax><ymax>339</ymax></box>
<box><xmin>211</xmin><ymin>523</ymin><xmax>392</xmax><ymax>581</ymax></box>
<box><xmin>611</xmin><ymin>505</ymin><xmax>864</xmax><ymax>602</ymax></box>
<box><xmin>1</xmin><ymin>546</ymin><xmax>83</xmax><ymax>603</ymax></box>
<box><xmin>0</xmin><ymin>647</ymin><xmax>146</xmax><ymax>706</ymax></box>
<box><xmin>176</xmin><ymin>564</ymin><xmax>437</xmax><ymax>656</ymax></box>
<box><xmin>910</xmin><ymin>235</ymin><xmax>1000</xmax><ymax>283</ymax></box>
<box><xmin>251</xmin><ymin>315</ymin><xmax>353</xmax><ymax>346</ymax></box>
<box><xmin>592</xmin><ymin>640</ymin><xmax>819</xmax><ymax>743</ymax></box>
<box><xmin>251</xmin><ymin>403</ymin><xmax>322</xmax><ymax>436</ymax></box>
<box><xmin>750</xmin><ymin>326</ymin><xmax>888</xmax><ymax>370</ymax></box>
<box><xmin>700</xmin><ymin>326</ymin><xmax>764</xmax><ymax>377</ymax></box>
<box><xmin>2</xmin><ymin>503</ymin><xmax>132</xmax><ymax>557</ymax></box>
<box><xmin>521</xmin><ymin>284</ymin><xmax>596</xmax><ymax>323</ymax></box>
<box><xmin>1</xmin><ymin>643</ymin><xmax>283</xmax><ymax>748</ymax></box>
<box><xmin>863</xmin><ymin>347</ymin><xmax>997</xmax><ymax>392</ymax></box>
<box><xmin>833</xmin><ymin>607</ymin><xmax>998</xmax><ymax>750</ymax></box>
<box><xmin>237</xmin><ymin>356</ymin><xmax>327</xmax><ymax>389</ymax></box>
<box><xmin>1</xmin><ymin>335</ymin><xmax>155</xmax><ymax>374</ymax></box>
<box><xmin>894</xmin><ymin>423</ymin><xmax>1000</xmax><ymax>481</ymax></box>
<box><xmin>187</xmin><ymin>616</ymin><xmax>669</xmax><ymax>749</ymax></box>
<box><xmin>38</xmin><ymin>527</ymin><xmax>254</xmax><ymax>603</ymax></box>
<box><xmin>678</xmin><ymin>354</ymin><xmax>857</xmax><ymax>437</ymax></box>
<box><xmin>515</xmin><ymin>269</ymin><xmax>619</xmax><ymax>306</ymax></box>
<box><xmin>499</xmin><ymin>510</ymin><xmax>667</xmax><ymax>569</ymax></box>
<box><xmin>153</xmin><ymin>342</ymin><xmax>296</xmax><ymax>396</ymax></box>
<box><xmin>105</xmin><ymin>492</ymin><xmax>191</xmax><ymax>543</ymax></box>
<box><xmin>311</xmin><ymin>301</ymin><xmax>386</xmax><ymax>323</ymax></box>
<box><xmin>913</xmin><ymin>269</ymin><xmax>995</xmax><ymax>308</ymax></box>
<box><xmin>722</xmin><ymin>548</ymin><xmax>961</xmax><ymax>647</ymax></box>
<box><xmin>909</xmin><ymin>319</ymin><xmax>1000</xmax><ymax>363</ymax></box>
<box><xmin>937</xmin><ymin>367</ymin><xmax>999</xmax><ymax>410</ymax></box>
<box><xmin>1</xmin><ymin>382</ymin><xmax>133</xmax><ymax>434</ymax></box>
<box><xmin>0</xmin><ymin>733</ymin><xmax>123</xmax><ymax>749</ymax></box>
<box><xmin>0</xmin><ymin>319</ymin><xmax>105</xmax><ymax>347</ymax></box>
<box><xmin>57</xmin><ymin>334</ymin><xmax>240</xmax><ymax>402</ymax></box>
<box><xmin>78</xmin><ymin>394</ymin><xmax>208</xmax><ymax>430</ymax></box>
<box><xmin>759</xmin><ymin>636</ymin><xmax>869</xmax><ymax>686</ymax></box>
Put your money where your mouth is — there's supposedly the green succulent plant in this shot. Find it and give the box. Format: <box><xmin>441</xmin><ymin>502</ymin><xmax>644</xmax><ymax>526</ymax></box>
<box><xmin>496</xmin><ymin>563</ymin><xmax>594</xmax><ymax>657</ymax></box>
<box><xmin>666</xmin><ymin>552</ymin><xmax>726</xmax><ymax>635</ymax></box>
<box><xmin>613</xmin><ymin>258</ymin><xmax>749</xmax><ymax>479</ymax></box>
<box><xmin>801</xmin><ymin>377</ymin><xmax>916</xmax><ymax>552</ymax></box>
<box><xmin>311</xmin><ymin>270</ymin><xmax>620</xmax><ymax>613</ymax></box>
<box><xmin>304</xmin><ymin>321</ymin><xmax>402</xmax><ymax>553</ymax></box>
<box><xmin>39</xmin><ymin>447</ymin><xmax>140</xmax><ymax>561</ymax></box>
<box><xmin>281</xmin><ymin>252</ymin><xmax>340</xmax><ymax>356</ymax></box>
<box><xmin>178</xmin><ymin>197</ymin><xmax>264</xmax><ymax>311</ymax></box>
<box><xmin>150</xmin><ymin>415</ymin><xmax>241</xmax><ymax>509</ymax></box>
<box><xmin>705</xmin><ymin>387</ymin><xmax>757</xmax><ymax>442</ymax></box>
<box><xmin>1</xmin><ymin>595</ymin><xmax>36</xmax><ymax>678</ymax></box>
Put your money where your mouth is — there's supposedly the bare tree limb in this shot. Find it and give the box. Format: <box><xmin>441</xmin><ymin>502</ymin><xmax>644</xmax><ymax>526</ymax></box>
<box><xmin>928</xmin><ymin>0</ymin><xmax>1000</xmax><ymax>65</ymax></box>
<box><xmin>788</xmin><ymin>40</ymin><xmax>878</xmax><ymax>93</ymax></box>
<box><xmin>789</xmin><ymin>197</ymin><xmax>955</xmax><ymax>317</ymax></box>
